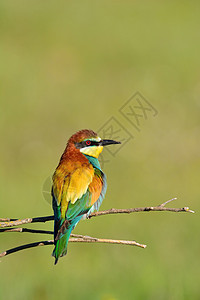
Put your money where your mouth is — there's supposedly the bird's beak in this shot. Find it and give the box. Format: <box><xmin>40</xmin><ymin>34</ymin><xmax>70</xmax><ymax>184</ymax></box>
<box><xmin>100</xmin><ymin>139</ymin><xmax>121</xmax><ymax>146</ymax></box>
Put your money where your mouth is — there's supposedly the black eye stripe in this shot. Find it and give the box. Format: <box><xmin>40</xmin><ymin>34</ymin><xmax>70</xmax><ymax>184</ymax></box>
<box><xmin>75</xmin><ymin>140</ymin><xmax>100</xmax><ymax>149</ymax></box>
<box><xmin>89</xmin><ymin>141</ymin><xmax>100</xmax><ymax>146</ymax></box>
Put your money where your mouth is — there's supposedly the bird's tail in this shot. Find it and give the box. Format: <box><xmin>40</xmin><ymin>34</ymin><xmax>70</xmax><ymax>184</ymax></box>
<box><xmin>52</xmin><ymin>225</ymin><xmax>73</xmax><ymax>265</ymax></box>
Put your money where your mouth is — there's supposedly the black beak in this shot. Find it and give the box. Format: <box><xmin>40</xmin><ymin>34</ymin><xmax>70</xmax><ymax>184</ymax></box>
<box><xmin>100</xmin><ymin>139</ymin><xmax>121</xmax><ymax>146</ymax></box>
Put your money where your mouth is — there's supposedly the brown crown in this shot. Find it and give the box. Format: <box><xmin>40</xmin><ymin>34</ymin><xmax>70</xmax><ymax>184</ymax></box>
<box><xmin>68</xmin><ymin>129</ymin><xmax>98</xmax><ymax>144</ymax></box>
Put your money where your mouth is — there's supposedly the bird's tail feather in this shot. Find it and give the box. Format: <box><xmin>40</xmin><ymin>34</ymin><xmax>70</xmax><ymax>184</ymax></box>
<box><xmin>52</xmin><ymin>226</ymin><xmax>73</xmax><ymax>265</ymax></box>
<box><xmin>52</xmin><ymin>215</ymin><xmax>83</xmax><ymax>265</ymax></box>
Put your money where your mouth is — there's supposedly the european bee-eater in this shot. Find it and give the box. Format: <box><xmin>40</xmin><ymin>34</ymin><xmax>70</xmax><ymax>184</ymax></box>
<box><xmin>52</xmin><ymin>129</ymin><xmax>120</xmax><ymax>264</ymax></box>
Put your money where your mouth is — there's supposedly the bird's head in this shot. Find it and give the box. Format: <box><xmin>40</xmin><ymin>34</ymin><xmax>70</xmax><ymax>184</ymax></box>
<box><xmin>68</xmin><ymin>129</ymin><xmax>121</xmax><ymax>158</ymax></box>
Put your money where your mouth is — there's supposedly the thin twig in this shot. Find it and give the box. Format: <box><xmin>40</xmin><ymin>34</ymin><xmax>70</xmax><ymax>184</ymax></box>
<box><xmin>71</xmin><ymin>237</ymin><xmax>146</xmax><ymax>248</ymax></box>
<box><xmin>0</xmin><ymin>228</ymin><xmax>54</xmax><ymax>235</ymax></box>
<box><xmin>0</xmin><ymin>240</ymin><xmax>54</xmax><ymax>257</ymax></box>
<box><xmin>159</xmin><ymin>198</ymin><xmax>177</xmax><ymax>207</ymax></box>
<box><xmin>0</xmin><ymin>237</ymin><xmax>146</xmax><ymax>257</ymax></box>
<box><xmin>0</xmin><ymin>228</ymin><xmax>98</xmax><ymax>240</ymax></box>
<box><xmin>0</xmin><ymin>218</ymin><xmax>17</xmax><ymax>222</ymax></box>
<box><xmin>0</xmin><ymin>198</ymin><xmax>194</xmax><ymax>228</ymax></box>
<box><xmin>0</xmin><ymin>216</ymin><xmax>53</xmax><ymax>228</ymax></box>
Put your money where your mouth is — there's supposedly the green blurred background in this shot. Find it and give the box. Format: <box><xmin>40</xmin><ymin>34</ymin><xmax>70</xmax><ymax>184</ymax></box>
<box><xmin>0</xmin><ymin>1</ymin><xmax>199</xmax><ymax>299</ymax></box>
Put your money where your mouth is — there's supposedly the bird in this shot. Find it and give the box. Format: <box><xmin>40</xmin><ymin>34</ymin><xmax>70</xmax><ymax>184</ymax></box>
<box><xmin>52</xmin><ymin>129</ymin><xmax>121</xmax><ymax>264</ymax></box>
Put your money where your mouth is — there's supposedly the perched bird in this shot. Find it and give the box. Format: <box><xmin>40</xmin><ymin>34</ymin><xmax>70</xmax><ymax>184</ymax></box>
<box><xmin>52</xmin><ymin>129</ymin><xmax>120</xmax><ymax>264</ymax></box>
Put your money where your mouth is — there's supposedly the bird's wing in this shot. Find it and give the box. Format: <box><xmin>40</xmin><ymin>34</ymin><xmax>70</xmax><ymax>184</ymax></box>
<box><xmin>66</xmin><ymin>168</ymin><xmax>106</xmax><ymax>220</ymax></box>
<box><xmin>52</xmin><ymin>164</ymin><xmax>94</xmax><ymax>220</ymax></box>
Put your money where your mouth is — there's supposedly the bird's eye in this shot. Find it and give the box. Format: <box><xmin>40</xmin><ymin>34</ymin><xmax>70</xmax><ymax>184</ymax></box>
<box><xmin>86</xmin><ymin>140</ymin><xmax>91</xmax><ymax>146</ymax></box>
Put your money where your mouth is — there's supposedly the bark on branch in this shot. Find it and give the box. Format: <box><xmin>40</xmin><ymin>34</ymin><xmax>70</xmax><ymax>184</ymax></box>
<box><xmin>0</xmin><ymin>198</ymin><xmax>194</xmax><ymax>259</ymax></box>
<box><xmin>0</xmin><ymin>198</ymin><xmax>194</xmax><ymax>228</ymax></box>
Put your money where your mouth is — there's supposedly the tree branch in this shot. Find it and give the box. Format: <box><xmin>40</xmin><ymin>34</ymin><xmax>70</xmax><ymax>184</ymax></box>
<box><xmin>0</xmin><ymin>198</ymin><xmax>194</xmax><ymax>228</ymax></box>
<box><xmin>0</xmin><ymin>228</ymin><xmax>108</xmax><ymax>240</ymax></box>
<box><xmin>89</xmin><ymin>199</ymin><xmax>195</xmax><ymax>217</ymax></box>
<box><xmin>0</xmin><ymin>227</ymin><xmax>54</xmax><ymax>235</ymax></box>
<box><xmin>0</xmin><ymin>198</ymin><xmax>194</xmax><ymax>259</ymax></box>
<box><xmin>0</xmin><ymin>218</ymin><xmax>17</xmax><ymax>222</ymax></box>
<box><xmin>0</xmin><ymin>227</ymin><xmax>146</xmax><ymax>249</ymax></box>
<box><xmin>0</xmin><ymin>236</ymin><xmax>146</xmax><ymax>258</ymax></box>
<box><xmin>0</xmin><ymin>216</ymin><xmax>54</xmax><ymax>228</ymax></box>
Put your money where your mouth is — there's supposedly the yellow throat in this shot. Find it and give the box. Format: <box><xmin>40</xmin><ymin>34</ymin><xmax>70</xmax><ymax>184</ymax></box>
<box><xmin>80</xmin><ymin>145</ymin><xmax>103</xmax><ymax>158</ymax></box>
